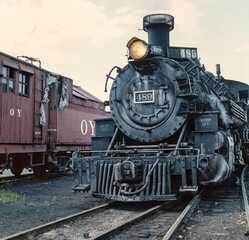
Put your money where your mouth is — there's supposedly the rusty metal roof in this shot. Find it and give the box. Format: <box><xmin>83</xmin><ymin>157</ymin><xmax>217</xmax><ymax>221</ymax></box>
<box><xmin>73</xmin><ymin>85</ymin><xmax>103</xmax><ymax>103</ymax></box>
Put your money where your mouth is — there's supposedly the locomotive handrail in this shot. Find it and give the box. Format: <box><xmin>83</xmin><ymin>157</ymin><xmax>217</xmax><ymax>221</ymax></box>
<box><xmin>198</xmin><ymin>64</ymin><xmax>234</xmax><ymax>100</ymax></box>
<box><xmin>104</xmin><ymin>66</ymin><xmax>121</xmax><ymax>92</ymax></box>
<box><xmin>118</xmin><ymin>143</ymin><xmax>188</xmax><ymax>149</ymax></box>
<box><xmin>186</xmin><ymin>57</ymin><xmax>235</xmax><ymax>100</ymax></box>
<box><xmin>75</xmin><ymin>148</ymin><xmax>200</xmax><ymax>156</ymax></box>
<box><xmin>183</xmin><ymin>58</ymin><xmax>195</xmax><ymax>95</ymax></box>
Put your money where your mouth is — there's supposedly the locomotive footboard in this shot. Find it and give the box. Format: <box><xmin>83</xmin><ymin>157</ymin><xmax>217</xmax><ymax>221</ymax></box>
<box><xmin>73</xmin><ymin>148</ymin><xmax>199</xmax><ymax>202</ymax></box>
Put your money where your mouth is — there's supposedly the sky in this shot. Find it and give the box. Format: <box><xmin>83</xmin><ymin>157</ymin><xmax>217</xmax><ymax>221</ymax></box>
<box><xmin>0</xmin><ymin>0</ymin><xmax>248</xmax><ymax>101</ymax></box>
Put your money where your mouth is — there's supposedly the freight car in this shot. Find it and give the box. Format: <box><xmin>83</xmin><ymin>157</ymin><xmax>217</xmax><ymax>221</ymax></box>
<box><xmin>73</xmin><ymin>13</ymin><xmax>249</xmax><ymax>201</ymax></box>
<box><xmin>0</xmin><ymin>52</ymin><xmax>108</xmax><ymax>176</ymax></box>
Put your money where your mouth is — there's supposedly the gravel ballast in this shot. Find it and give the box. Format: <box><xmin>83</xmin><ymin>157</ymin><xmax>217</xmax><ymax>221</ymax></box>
<box><xmin>0</xmin><ymin>172</ymin><xmax>109</xmax><ymax>238</ymax></box>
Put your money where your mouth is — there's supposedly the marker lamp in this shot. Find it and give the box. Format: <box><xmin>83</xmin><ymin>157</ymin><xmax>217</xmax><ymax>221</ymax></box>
<box><xmin>127</xmin><ymin>37</ymin><xmax>148</xmax><ymax>60</ymax></box>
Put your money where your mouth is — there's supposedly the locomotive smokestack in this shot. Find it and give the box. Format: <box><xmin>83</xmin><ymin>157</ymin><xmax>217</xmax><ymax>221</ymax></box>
<box><xmin>143</xmin><ymin>13</ymin><xmax>174</xmax><ymax>51</ymax></box>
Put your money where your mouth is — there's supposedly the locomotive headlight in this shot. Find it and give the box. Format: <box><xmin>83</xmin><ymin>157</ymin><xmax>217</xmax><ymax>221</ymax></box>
<box><xmin>127</xmin><ymin>37</ymin><xmax>148</xmax><ymax>60</ymax></box>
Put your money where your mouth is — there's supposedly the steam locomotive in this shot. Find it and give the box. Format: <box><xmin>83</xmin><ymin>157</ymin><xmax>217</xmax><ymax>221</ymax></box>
<box><xmin>73</xmin><ymin>13</ymin><xmax>249</xmax><ymax>201</ymax></box>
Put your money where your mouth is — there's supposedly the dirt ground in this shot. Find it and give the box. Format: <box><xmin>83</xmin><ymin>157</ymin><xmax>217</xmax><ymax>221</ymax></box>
<box><xmin>177</xmin><ymin>170</ymin><xmax>249</xmax><ymax>240</ymax></box>
<box><xmin>179</xmin><ymin>197</ymin><xmax>248</xmax><ymax>240</ymax></box>
<box><xmin>1</xmin><ymin>170</ymin><xmax>249</xmax><ymax>239</ymax></box>
<box><xmin>0</xmin><ymin>172</ymin><xmax>109</xmax><ymax>238</ymax></box>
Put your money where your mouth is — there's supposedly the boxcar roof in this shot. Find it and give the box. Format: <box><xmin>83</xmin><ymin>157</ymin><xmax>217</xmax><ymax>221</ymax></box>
<box><xmin>0</xmin><ymin>51</ymin><xmax>57</xmax><ymax>74</ymax></box>
<box><xmin>73</xmin><ymin>85</ymin><xmax>103</xmax><ymax>103</ymax></box>
<box><xmin>1</xmin><ymin>51</ymin><xmax>103</xmax><ymax>103</ymax></box>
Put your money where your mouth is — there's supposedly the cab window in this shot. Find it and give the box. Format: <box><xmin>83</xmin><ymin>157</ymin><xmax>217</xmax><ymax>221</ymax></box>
<box><xmin>19</xmin><ymin>72</ymin><xmax>29</xmax><ymax>96</ymax></box>
<box><xmin>2</xmin><ymin>66</ymin><xmax>15</xmax><ymax>93</ymax></box>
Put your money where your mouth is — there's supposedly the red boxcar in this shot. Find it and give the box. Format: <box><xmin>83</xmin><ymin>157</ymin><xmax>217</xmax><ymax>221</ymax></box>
<box><xmin>0</xmin><ymin>51</ymin><xmax>109</xmax><ymax>176</ymax></box>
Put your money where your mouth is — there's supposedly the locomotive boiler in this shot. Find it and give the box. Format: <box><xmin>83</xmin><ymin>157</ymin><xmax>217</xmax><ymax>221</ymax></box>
<box><xmin>73</xmin><ymin>13</ymin><xmax>249</xmax><ymax>201</ymax></box>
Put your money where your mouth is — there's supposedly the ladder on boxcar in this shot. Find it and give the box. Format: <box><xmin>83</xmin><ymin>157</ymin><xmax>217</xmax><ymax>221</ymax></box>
<box><xmin>33</xmin><ymin>72</ymin><xmax>44</xmax><ymax>143</ymax></box>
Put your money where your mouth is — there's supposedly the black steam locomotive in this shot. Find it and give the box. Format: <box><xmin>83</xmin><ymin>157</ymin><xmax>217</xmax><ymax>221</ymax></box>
<box><xmin>73</xmin><ymin>14</ymin><xmax>249</xmax><ymax>202</ymax></box>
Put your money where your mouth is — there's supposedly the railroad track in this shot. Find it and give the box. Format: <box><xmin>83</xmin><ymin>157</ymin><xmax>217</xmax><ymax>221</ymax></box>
<box><xmin>1</xmin><ymin>191</ymin><xmax>203</xmax><ymax>240</ymax></box>
<box><xmin>241</xmin><ymin>165</ymin><xmax>249</xmax><ymax>234</ymax></box>
<box><xmin>2</xmin><ymin>168</ymin><xmax>249</xmax><ymax>239</ymax></box>
<box><xmin>0</xmin><ymin>174</ymin><xmax>37</xmax><ymax>188</ymax></box>
<box><xmin>175</xmin><ymin>167</ymin><xmax>249</xmax><ymax>239</ymax></box>
<box><xmin>0</xmin><ymin>172</ymin><xmax>66</xmax><ymax>187</ymax></box>
<box><xmin>101</xmin><ymin>192</ymin><xmax>202</xmax><ymax>240</ymax></box>
<box><xmin>1</xmin><ymin>202</ymin><xmax>112</xmax><ymax>240</ymax></box>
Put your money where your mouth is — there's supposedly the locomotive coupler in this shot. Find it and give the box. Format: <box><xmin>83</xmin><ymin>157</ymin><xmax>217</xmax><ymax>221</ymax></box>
<box><xmin>113</xmin><ymin>158</ymin><xmax>142</xmax><ymax>182</ymax></box>
<box><xmin>120</xmin><ymin>153</ymin><xmax>161</xmax><ymax>196</ymax></box>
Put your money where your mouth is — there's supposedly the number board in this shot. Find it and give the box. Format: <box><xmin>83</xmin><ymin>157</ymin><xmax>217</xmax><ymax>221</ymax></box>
<box><xmin>134</xmin><ymin>90</ymin><xmax>154</xmax><ymax>104</ymax></box>
<box><xmin>167</xmin><ymin>46</ymin><xmax>198</xmax><ymax>60</ymax></box>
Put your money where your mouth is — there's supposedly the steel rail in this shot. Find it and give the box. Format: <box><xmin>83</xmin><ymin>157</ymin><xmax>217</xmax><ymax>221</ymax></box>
<box><xmin>0</xmin><ymin>173</ymin><xmax>33</xmax><ymax>180</ymax></box>
<box><xmin>1</xmin><ymin>203</ymin><xmax>112</xmax><ymax>240</ymax></box>
<box><xmin>241</xmin><ymin>165</ymin><xmax>249</xmax><ymax>230</ymax></box>
<box><xmin>0</xmin><ymin>174</ymin><xmax>35</xmax><ymax>185</ymax></box>
<box><xmin>91</xmin><ymin>200</ymin><xmax>178</xmax><ymax>240</ymax></box>
<box><xmin>162</xmin><ymin>190</ymin><xmax>203</xmax><ymax>240</ymax></box>
<box><xmin>0</xmin><ymin>172</ymin><xmax>64</xmax><ymax>186</ymax></box>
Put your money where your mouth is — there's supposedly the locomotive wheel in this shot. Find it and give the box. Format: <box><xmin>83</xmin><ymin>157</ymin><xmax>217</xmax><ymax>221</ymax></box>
<box><xmin>33</xmin><ymin>166</ymin><xmax>46</xmax><ymax>177</ymax></box>
<box><xmin>10</xmin><ymin>158</ymin><xmax>23</xmax><ymax>177</ymax></box>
